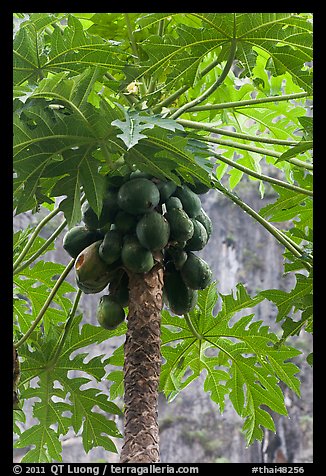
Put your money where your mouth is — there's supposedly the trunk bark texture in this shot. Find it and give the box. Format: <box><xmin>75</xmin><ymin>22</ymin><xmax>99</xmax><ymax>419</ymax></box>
<box><xmin>120</xmin><ymin>262</ymin><xmax>164</xmax><ymax>463</ymax></box>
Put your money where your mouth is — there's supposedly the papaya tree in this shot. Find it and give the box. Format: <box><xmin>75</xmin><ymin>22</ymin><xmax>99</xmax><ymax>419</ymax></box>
<box><xmin>13</xmin><ymin>13</ymin><xmax>313</xmax><ymax>463</ymax></box>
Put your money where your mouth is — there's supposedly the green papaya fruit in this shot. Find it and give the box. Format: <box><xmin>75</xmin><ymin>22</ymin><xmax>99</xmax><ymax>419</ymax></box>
<box><xmin>164</xmin><ymin>265</ymin><xmax>198</xmax><ymax>315</ymax></box>
<box><xmin>185</xmin><ymin>219</ymin><xmax>208</xmax><ymax>251</ymax></box>
<box><xmin>156</xmin><ymin>180</ymin><xmax>177</xmax><ymax>204</ymax></box>
<box><xmin>165</xmin><ymin>196</ymin><xmax>183</xmax><ymax>211</ymax></box>
<box><xmin>63</xmin><ymin>226</ymin><xmax>103</xmax><ymax>259</ymax></box>
<box><xmin>195</xmin><ymin>208</ymin><xmax>213</xmax><ymax>239</ymax></box>
<box><xmin>165</xmin><ymin>208</ymin><xmax>194</xmax><ymax>242</ymax></box>
<box><xmin>97</xmin><ymin>295</ymin><xmax>125</xmax><ymax>330</ymax></box>
<box><xmin>188</xmin><ymin>178</ymin><xmax>211</xmax><ymax>195</ymax></box>
<box><xmin>75</xmin><ymin>241</ymin><xmax>111</xmax><ymax>292</ymax></box>
<box><xmin>181</xmin><ymin>252</ymin><xmax>213</xmax><ymax>290</ymax></box>
<box><xmin>109</xmin><ymin>271</ymin><xmax>129</xmax><ymax>307</ymax></box>
<box><xmin>99</xmin><ymin>230</ymin><xmax>122</xmax><ymax>264</ymax></box>
<box><xmin>136</xmin><ymin>211</ymin><xmax>170</xmax><ymax>251</ymax></box>
<box><xmin>173</xmin><ymin>185</ymin><xmax>202</xmax><ymax>217</ymax></box>
<box><xmin>117</xmin><ymin>178</ymin><xmax>160</xmax><ymax>215</ymax></box>
<box><xmin>114</xmin><ymin>210</ymin><xmax>138</xmax><ymax>235</ymax></box>
<box><xmin>121</xmin><ymin>236</ymin><xmax>155</xmax><ymax>273</ymax></box>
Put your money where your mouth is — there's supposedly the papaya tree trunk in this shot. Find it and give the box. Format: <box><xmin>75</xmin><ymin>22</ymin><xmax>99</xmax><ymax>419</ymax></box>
<box><xmin>120</xmin><ymin>260</ymin><xmax>164</xmax><ymax>463</ymax></box>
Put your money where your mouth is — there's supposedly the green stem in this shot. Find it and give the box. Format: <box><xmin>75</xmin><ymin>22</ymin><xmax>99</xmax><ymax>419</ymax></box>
<box><xmin>147</xmin><ymin>20</ymin><xmax>165</xmax><ymax>95</ymax></box>
<box><xmin>14</xmin><ymin>219</ymin><xmax>67</xmax><ymax>275</ymax></box>
<box><xmin>13</xmin><ymin>207</ymin><xmax>62</xmax><ymax>271</ymax></box>
<box><xmin>125</xmin><ymin>13</ymin><xmax>139</xmax><ymax>59</ymax></box>
<box><xmin>169</xmin><ymin>92</ymin><xmax>310</xmax><ymax>113</ymax></box>
<box><xmin>170</xmin><ymin>37</ymin><xmax>237</xmax><ymax>120</ymax></box>
<box><xmin>151</xmin><ymin>52</ymin><xmax>232</xmax><ymax>114</ymax></box>
<box><xmin>184</xmin><ymin>313</ymin><xmax>203</xmax><ymax>340</ymax></box>
<box><xmin>198</xmin><ymin>135</ymin><xmax>313</xmax><ymax>170</ymax></box>
<box><xmin>212</xmin><ymin>179</ymin><xmax>312</xmax><ymax>269</ymax></box>
<box><xmin>48</xmin><ymin>289</ymin><xmax>82</xmax><ymax>367</ymax></box>
<box><xmin>209</xmin><ymin>150</ymin><xmax>312</xmax><ymax>196</ymax></box>
<box><xmin>153</xmin><ymin>85</ymin><xmax>189</xmax><ymax>112</ymax></box>
<box><xmin>124</xmin><ymin>13</ymin><xmax>147</xmax><ymax>97</ymax></box>
<box><xmin>278</xmin><ymin>229</ymin><xmax>313</xmax><ymax>259</ymax></box>
<box><xmin>14</xmin><ymin>258</ymin><xmax>75</xmax><ymax>349</ymax></box>
<box><xmin>177</xmin><ymin>118</ymin><xmax>303</xmax><ymax>147</ymax></box>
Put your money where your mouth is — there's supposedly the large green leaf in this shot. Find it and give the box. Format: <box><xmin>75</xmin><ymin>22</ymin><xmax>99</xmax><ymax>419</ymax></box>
<box><xmin>13</xmin><ymin>69</ymin><xmax>123</xmax><ymax>223</ymax></box>
<box><xmin>14</xmin><ymin>260</ymin><xmax>75</xmax><ymax>335</ymax></box>
<box><xmin>126</xmin><ymin>13</ymin><xmax>312</xmax><ymax>94</ymax></box>
<box><xmin>260</xmin><ymin>273</ymin><xmax>313</xmax><ymax>323</ymax></box>
<box><xmin>160</xmin><ymin>283</ymin><xmax>301</xmax><ymax>445</ymax></box>
<box><xmin>13</xmin><ymin>14</ymin><xmax>128</xmax><ymax>86</ymax></box>
<box><xmin>15</xmin><ymin>315</ymin><xmax>125</xmax><ymax>462</ymax></box>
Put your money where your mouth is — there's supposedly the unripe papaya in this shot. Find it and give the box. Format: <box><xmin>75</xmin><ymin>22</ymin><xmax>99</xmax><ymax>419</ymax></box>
<box><xmin>181</xmin><ymin>252</ymin><xmax>212</xmax><ymax>290</ymax></box>
<box><xmin>164</xmin><ymin>265</ymin><xmax>198</xmax><ymax>315</ymax></box>
<box><xmin>117</xmin><ymin>178</ymin><xmax>160</xmax><ymax>215</ymax></box>
<box><xmin>185</xmin><ymin>219</ymin><xmax>208</xmax><ymax>251</ymax></box>
<box><xmin>81</xmin><ymin>190</ymin><xmax>119</xmax><ymax>231</ymax></box>
<box><xmin>165</xmin><ymin>196</ymin><xmax>183</xmax><ymax>211</ymax></box>
<box><xmin>121</xmin><ymin>236</ymin><xmax>155</xmax><ymax>273</ymax></box>
<box><xmin>165</xmin><ymin>208</ymin><xmax>194</xmax><ymax>242</ymax></box>
<box><xmin>188</xmin><ymin>178</ymin><xmax>211</xmax><ymax>195</ymax></box>
<box><xmin>195</xmin><ymin>208</ymin><xmax>213</xmax><ymax>239</ymax></box>
<box><xmin>165</xmin><ymin>247</ymin><xmax>187</xmax><ymax>270</ymax></box>
<box><xmin>63</xmin><ymin>226</ymin><xmax>103</xmax><ymax>259</ymax></box>
<box><xmin>97</xmin><ymin>295</ymin><xmax>125</xmax><ymax>330</ymax></box>
<box><xmin>99</xmin><ymin>230</ymin><xmax>122</xmax><ymax>265</ymax></box>
<box><xmin>136</xmin><ymin>211</ymin><xmax>170</xmax><ymax>251</ymax></box>
<box><xmin>173</xmin><ymin>185</ymin><xmax>202</xmax><ymax>217</ymax></box>
<box><xmin>100</xmin><ymin>189</ymin><xmax>120</xmax><ymax>226</ymax></box>
<box><xmin>156</xmin><ymin>180</ymin><xmax>177</xmax><ymax>204</ymax></box>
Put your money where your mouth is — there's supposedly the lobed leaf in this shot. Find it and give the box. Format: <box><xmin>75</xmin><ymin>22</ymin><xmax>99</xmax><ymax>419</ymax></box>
<box><xmin>160</xmin><ymin>283</ymin><xmax>301</xmax><ymax>445</ymax></box>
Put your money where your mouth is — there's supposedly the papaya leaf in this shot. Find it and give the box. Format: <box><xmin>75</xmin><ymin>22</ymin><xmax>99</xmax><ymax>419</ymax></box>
<box><xmin>14</xmin><ymin>261</ymin><xmax>76</xmax><ymax>335</ymax></box>
<box><xmin>13</xmin><ymin>14</ymin><xmax>128</xmax><ymax>86</ymax></box>
<box><xmin>260</xmin><ymin>273</ymin><xmax>313</xmax><ymax>323</ymax></box>
<box><xmin>160</xmin><ymin>283</ymin><xmax>301</xmax><ymax>445</ymax></box>
<box><xmin>13</xmin><ymin>70</ymin><xmax>123</xmax><ymax>224</ymax></box>
<box><xmin>277</xmin><ymin>140</ymin><xmax>313</xmax><ymax>162</ymax></box>
<box><xmin>125</xmin><ymin>14</ymin><xmax>312</xmax><ymax>94</ymax></box>
<box><xmin>107</xmin><ymin>370</ymin><xmax>124</xmax><ymax>400</ymax></box>
<box><xmin>259</xmin><ymin>185</ymin><xmax>312</xmax><ymax>225</ymax></box>
<box><xmin>15</xmin><ymin>315</ymin><xmax>124</xmax><ymax>462</ymax></box>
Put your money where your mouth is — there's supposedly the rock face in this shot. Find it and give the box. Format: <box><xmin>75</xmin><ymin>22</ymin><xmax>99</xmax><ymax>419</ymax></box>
<box><xmin>13</xmin><ymin>180</ymin><xmax>313</xmax><ymax>463</ymax></box>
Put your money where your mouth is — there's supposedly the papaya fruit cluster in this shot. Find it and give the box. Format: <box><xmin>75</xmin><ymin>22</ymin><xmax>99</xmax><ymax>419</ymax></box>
<box><xmin>63</xmin><ymin>171</ymin><xmax>213</xmax><ymax>330</ymax></box>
